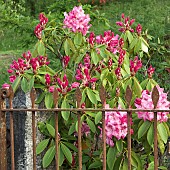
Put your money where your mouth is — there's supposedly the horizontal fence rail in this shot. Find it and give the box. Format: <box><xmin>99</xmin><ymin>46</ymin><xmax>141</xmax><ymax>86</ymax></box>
<box><xmin>0</xmin><ymin>86</ymin><xmax>170</xmax><ymax>170</ymax></box>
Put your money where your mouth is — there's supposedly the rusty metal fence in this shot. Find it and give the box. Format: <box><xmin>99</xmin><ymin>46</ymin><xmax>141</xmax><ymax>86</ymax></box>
<box><xmin>0</xmin><ymin>86</ymin><xmax>169</xmax><ymax>170</ymax></box>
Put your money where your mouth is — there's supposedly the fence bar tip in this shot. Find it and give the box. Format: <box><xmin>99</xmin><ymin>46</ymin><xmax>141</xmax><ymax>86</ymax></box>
<box><xmin>99</xmin><ymin>85</ymin><xmax>106</xmax><ymax>107</ymax></box>
<box><xmin>125</xmin><ymin>86</ymin><xmax>132</xmax><ymax>107</ymax></box>
<box><xmin>152</xmin><ymin>86</ymin><xmax>159</xmax><ymax>109</ymax></box>
<box><xmin>75</xmin><ymin>87</ymin><xmax>82</xmax><ymax>108</ymax></box>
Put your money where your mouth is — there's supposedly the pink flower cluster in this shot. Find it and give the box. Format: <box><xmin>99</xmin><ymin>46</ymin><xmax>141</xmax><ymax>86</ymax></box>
<box><xmin>34</xmin><ymin>13</ymin><xmax>48</xmax><ymax>39</ymax></box>
<box><xmin>8</xmin><ymin>51</ymin><xmax>50</xmax><ymax>82</ymax></box>
<box><xmin>99</xmin><ymin>104</ymin><xmax>130</xmax><ymax>147</ymax></box>
<box><xmin>62</xmin><ymin>56</ymin><xmax>70</xmax><ymax>68</ymax></box>
<box><xmin>75</xmin><ymin>54</ymin><xmax>97</xmax><ymax>87</ymax></box>
<box><xmin>136</xmin><ymin>24</ymin><xmax>142</xmax><ymax>35</ymax></box>
<box><xmin>63</xmin><ymin>6</ymin><xmax>91</xmax><ymax>36</ymax></box>
<box><xmin>130</xmin><ymin>56</ymin><xmax>142</xmax><ymax>76</ymax></box>
<box><xmin>95</xmin><ymin>31</ymin><xmax>119</xmax><ymax>54</ymax></box>
<box><xmin>48</xmin><ymin>74</ymin><xmax>80</xmax><ymax>95</ymax></box>
<box><xmin>116</xmin><ymin>13</ymin><xmax>135</xmax><ymax>33</ymax></box>
<box><xmin>147</xmin><ymin>65</ymin><xmax>155</xmax><ymax>78</ymax></box>
<box><xmin>135</xmin><ymin>86</ymin><xmax>170</xmax><ymax>122</ymax></box>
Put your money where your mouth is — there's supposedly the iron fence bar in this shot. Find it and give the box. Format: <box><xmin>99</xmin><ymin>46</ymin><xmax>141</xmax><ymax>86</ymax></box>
<box><xmin>102</xmin><ymin>110</ymin><xmax>106</xmax><ymax>170</ymax></box>
<box><xmin>127</xmin><ymin>111</ymin><xmax>131</xmax><ymax>170</ymax></box>
<box><xmin>154</xmin><ymin>112</ymin><xmax>158</xmax><ymax>170</ymax></box>
<box><xmin>1</xmin><ymin>108</ymin><xmax>170</xmax><ymax>112</ymax></box>
<box><xmin>9</xmin><ymin>87</ymin><xmax>15</xmax><ymax>170</ymax></box>
<box><xmin>78</xmin><ymin>112</ymin><xmax>82</xmax><ymax>170</ymax></box>
<box><xmin>53</xmin><ymin>88</ymin><xmax>59</xmax><ymax>170</ymax></box>
<box><xmin>0</xmin><ymin>89</ymin><xmax>7</xmax><ymax>170</ymax></box>
<box><xmin>30</xmin><ymin>88</ymin><xmax>36</xmax><ymax>170</ymax></box>
<box><xmin>55</xmin><ymin>112</ymin><xmax>59</xmax><ymax>170</ymax></box>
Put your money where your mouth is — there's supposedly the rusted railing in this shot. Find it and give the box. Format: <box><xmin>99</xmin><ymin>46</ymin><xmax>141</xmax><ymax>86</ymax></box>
<box><xmin>0</xmin><ymin>85</ymin><xmax>169</xmax><ymax>170</ymax></box>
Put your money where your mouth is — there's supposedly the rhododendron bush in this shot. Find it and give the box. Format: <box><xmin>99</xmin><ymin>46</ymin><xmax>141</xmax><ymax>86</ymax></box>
<box><xmin>3</xmin><ymin>5</ymin><xmax>170</xmax><ymax>170</ymax></box>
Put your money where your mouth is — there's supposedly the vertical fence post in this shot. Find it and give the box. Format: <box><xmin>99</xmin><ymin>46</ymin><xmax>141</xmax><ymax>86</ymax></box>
<box><xmin>75</xmin><ymin>87</ymin><xmax>82</xmax><ymax>170</ymax></box>
<box><xmin>99</xmin><ymin>86</ymin><xmax>106</xmax><ymax>170</ymax></box>
<box><xmin>125</xmin><ymin>86</ymin><xmax>132</xmax><ymax>170</ymax></box>
<box><xmin>53</xmin><ymin>88</ymin><xmax>59</xmax><ymax>170</ymax></box>
<box><xmin>30</xmin><ymin>88</ymin><xmax>37</xmax><ymax>170</ymax></box>
<box><xmin>152</xmin><ymin>86</ymin><xmax>159</xmax><ymax>170</ymax></box>
<box><xmin>9</xmin><ymin>86</ymin><xmax>15</xmax><ymax>170</ymax></box>
<box><xmin>0</xmin><ymin>88</ymin><xmax>8</xmax><ymax>170</ymax></box>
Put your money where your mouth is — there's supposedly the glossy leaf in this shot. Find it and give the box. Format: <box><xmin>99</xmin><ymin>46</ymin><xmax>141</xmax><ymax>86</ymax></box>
<box><xmin>157</xmin><ymin>123</ymin><xmax>168</xmax><ymax>144</ymax></box>
<box><xmin>42</xmin><ymin>145</ymin><xmax>55</xmax><ymax>168</ymax></box>
<box><xmin>46</xmin><ymin>123</ymin><xmax>55</xmax><ymax>138</ymax></box>
<box><xmin>95</xmin><ymin>112</ymin><xmax>102</xmax><ymax>124</ymax></box>
<box><xmin>21</xmin><ymin>77</ymin><xmax>28</xmax><ymax>93</ymax></box>
<box><xmin>107</xmin><ymin>147</ymin><xmax>117</xmax><ymax>170</ymax></box>
<box><xmin>88</xmin><ymin>161</ymin><xmax>102</xmax><ymax>169</ymax></box>
<box><xmin>147</xmin><ymin>123</ymin><xmax>154</xmax><ymax>146</ymax></box>
<box><xmin>60</xmin><ymin>143</ymin><xmax>72</xmax><ymax>163</ymax></box>
<box><xmin>36</xmin><ymin>138</ymin><xmax>50</xmax><ymax>155</ymax></box>
<box><xmin>64</xmin><ymin>39</ymin><xmax>70</xmax><ymax>55</ymax></box>
<box><xmin>86</xmin><ymin>117</ymin><xmax>96</xmax><ymax>133</ymax></box>
<box><xmin>45</xmin><ymin>92</ymin><xmax>53</xmax><ymax>109</ymax></box>
<box><xmin>86</xmin><ymin>88</ymin><xmax>97</xmax><ymax>104</ymax></box>
<box><xmin>38</xmin><ymin>41</ymin><xmax>45</xmax><ymax>56</ymax></box>
<box><xmin>61</xmin><ymin>99</ymin><xmax>70</xmax><ymax>121</ymax></box>
<box><xmin>138</xmin><ymin>120</ymin><xmax>151</xmax><ymax>139</ymax></box>
<box><xmin>12</xmin><ymin>76</ymin><xmax>21</xmax><ymax>93</ymax></box>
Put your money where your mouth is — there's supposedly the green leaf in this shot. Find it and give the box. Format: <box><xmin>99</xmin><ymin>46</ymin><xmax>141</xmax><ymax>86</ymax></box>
<box><xmin>107</xmin><ymin>147</ymin><xmax>117</xmax><ymax>170</ymax></box>
<box><xmin>36</xmin><ymin>139</ymin><xmax>50</xmax><ymax>155</ymax></box>
<box><xmin>12</xmin><ymin>76</ymin><xmax>21</xmax><ymax>93</ymax></box>
<box><xmin>134</xmin><ymin>38</ymin><xmax>142</xmax><ymax>54</ymax></box>
<box><xmin>157</xmin><ymin>123</ymin><xmax>168</xmax><ymax>144</ymax></box>
<box><xmin>113</xmin><ymin>156</ymin><xmax>122</xmax><ymax>170</ymax></box>
<box><xmin>140</xmin><ymin>78</ymin><xmax>149</xmax><ymax>89</ymax></box>
<box><xmin>38</xmin><ymin>41</ymin><xmax>45</xmax><ymax>56</ymax></box>
<box><xmin>158</xmin><ymin>166</ymin><xmax>167</xmax><ymax>170</ymax></box>
<box><xmin>74</xmin><ymin>32</ymin><xmax>82</xmax><ymax>47</ymax></box>
<box><xmin>86</xmin><ymin>88</ymin><xmax>97</xmax><ymax>104</ymax></box>
<box><xmin>116</xmin><ymin>140</ymin><xmax>123</xmax><ymax>152</ymax></box>
<box><xmin>95</xmin><ymin>112</ymin><xmax>102</xmax><ymax>124</ymax></box>
<box><xmin>61</xmin><ymin>99</ymin><xmax>70</xmax><ymax>121</ymax></box>
<box><xmin>131</xmin><ymin>151</ymin><xmax>143</xmax><ymax>170</ymax></box>
<box><xmin>62</xmin><ymin>142</ymin><xmax>78</xmax><ymax>152</ymax></box>
<box><xmin>122</xmin><ymin>159</ymin><xmax>128</xmax><ymax>170</ymax></box>
<box><xmin>133</xmin><ymin>77</ymin><xmax>142</xmax><ymax>97</ymax></box>
<box><xmin>130</xmin><ymin>38</ymin><xmax>138</xmax><ymax>49</ymax></box>
<box><xmin>141</xmin><ymin>40</ymin><xmax>148</xmax><ymax>53</ymax></box>
<box><xmin>86</xmin><ymin>117</ymin><xmax>96</xmax><ymax>133</ymax></box>
<box><xmin>67</xmin><ymin>38</ymin><xmax>76</xmax><ymax>52</ymax></box>
<box><xmin>60</xmin><ymin>143</ymin><xmax>72</xmax><ymax>164</ymax></box>
<box><xmin>88</xmin><ymin>161</ymin><xmax>102</xmax><ymax>169</ymax></box>
<box><xmin>35</xmin><ymin>91</ymin><xmax>46</xmax><ymax>104</ymax></box>
<box><xmin>64</xmin><ymin>39</ymin><xmax>70</xmax><ymax>56</ymax></box>
<box><xmin>59</xmin><ymin>144</ymin><xmax>64</xmax><ymax>166</ymax></box>
<box><xmin>42</xmin><ymin>145</ymin><xmax>55</xmax><ymax>168</ymax></box>
<box><xmin>126</xmin><ymin>30</ymin><xmax>133</xmax><ymax>43</ymax></box>
<box><xmin>46</xmin><ymin>123</ymin><xmax>55</xmax><ymax>138</ymax></box>
<box><xmin>29</xmin><ymin>76</ymin><xmax>34</xmax><ymax>91</ymax></box>
<box><xmin>138</xmin><ymin>120</ymin><xmax>151</xmax><ymax>139</ymax></box>
<box><xmin>68</xmin><ymin>123</ymin><xmax>76</xmax><ymax>135</ymax></box>
<box><xmin>45</xmin><ymin>92</ymin><xmax>53</xmax><ymax>109</ymax></box>
<box><xmin>91</xmin><ymin>50</ymin><xmax>100</xmax><ymax>65</ymax></box>
<box><xmin>21</xmin><ymin>77</ymin><xmax>28</xmax><ymax>93</ymax></box>
<box><xmin>147</xmin><ymin>123</ymin><xmax>154</xmax><ymax>146</ymax></box>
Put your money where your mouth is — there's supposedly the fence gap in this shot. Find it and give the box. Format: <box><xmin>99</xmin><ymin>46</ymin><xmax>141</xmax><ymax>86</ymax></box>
<box><xmin>30</xmin><ymin>88</ymin><xmax>37</xmax><ymax>170</ymax></box>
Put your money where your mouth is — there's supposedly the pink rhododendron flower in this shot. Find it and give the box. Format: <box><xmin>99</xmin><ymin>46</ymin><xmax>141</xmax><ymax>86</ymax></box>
<box><xmin>9</xmin><ymin>75</ymin><xmax>16</xmax><ymax>83</ymax></box>
<box><xmin>116</xmin><ymin>14</ymin><xmax>135</xmax><ymax>33</ymax></box>
<box><xmin>71</xmin><ymin>82</ymin><xmax>80</xmax><ymax>88</ymax></box>
<box><xmin>115</xmin><ymin>67</ymin><xmax>121</xmax><ymax>80</ymax></box>
<box><xmin>62</xmin><ymin>56</ymin><xmax>70</xmax><ymax>68</ymax></box>
<box><xmin>63</xmin><ymin>6</ymin><xmax>91</xmax><ymax>36</ymax></box>
<box><xmin>34</xmin><ymin>24</ymin><xmax>42</xmax><ymax>39</ymax></box>
<box><xmin>49</xmin><ymin>86</ymin><xmax>55</xmax><ymax>93</ymax></box>
<box><xmin>2</xmin><ymin>83</ymin><xmax>10</xmax><ymax>89</ymax></box>
<box><xmin>135</xmin><ymin>86</ymin><xmax>170</xmax><ymax>122</ymax></box>
<box><xmin>45</xmin><ymin>74</ymin><xmax>51</xmax><ymax>86</ymax></box>
<box><xmin>130</xmin><ymin>56</ymin><xmax>142</xmax><ymax>76</ymax></box>
<box><xmin>99</xmin><ymin>104</ymin><xmax>131</xmax><ymax>147</ymax></box>
<box><xmin>96</xmin><ymin>30</ymin><xmax>119</xmax><ymax>54</ymax></box>
<box><xmin>136</xmin><ymin>24</ymin><xmax>142</xmax><ymax>35</ymax></box>
<box><xmin>147</xmin><ymin>65</ymin><xmax>155</xmax><ymax>78</ymax></box>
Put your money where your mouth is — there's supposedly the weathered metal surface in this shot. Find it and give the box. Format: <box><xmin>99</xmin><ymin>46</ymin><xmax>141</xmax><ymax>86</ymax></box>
<box><xmin>125</xmin><ymin>86</ymin><xmax>132</xmax><ymax>107</ymax></box>
<box><xmin>152</xmin><ymin>86</ymin><xmax>159</xmax><ymax>109</ymax></box>
<box><xmin>99</xmin><ymin>85</ymin><xmax>106</xmax><ymax>107</ymax></box>
<box><xmin>0</xmin><ymin>88</ymin><xmax>7</xmax><ymax>170</ymax></box>
<box><xmin>127</xmin><ymin>111</ymin><xmax>131</xmax><ymax>170</ymax></box>
<box><xmin>78</xmin><ymin>113</ymin><xmax>82</xmax><ymax>170</ymax></box>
